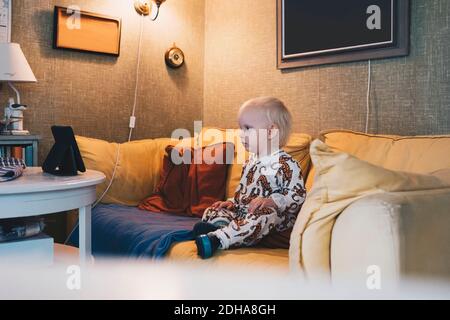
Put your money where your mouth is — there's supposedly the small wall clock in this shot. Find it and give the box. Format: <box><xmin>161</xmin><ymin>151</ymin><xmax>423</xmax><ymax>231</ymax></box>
<box><xmin>165</xmin><ymin>43</ymin><xmax>185</xmax><ymax>68</ymax></box>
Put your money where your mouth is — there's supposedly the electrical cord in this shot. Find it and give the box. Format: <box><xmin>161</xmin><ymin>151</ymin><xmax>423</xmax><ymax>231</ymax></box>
<box><xmin>64</xmin><ymin>14</ymin><xmax>145</xmax><ymax>245</ymax></box>
<box><xmin>99</xmin><ymin>13</ymin><xmax>144</xmax><ymax>204</ymax></box>
<box><xmin>150</xmin><ymin>3</ymin><xmax>161</xmax><ymax>21</ymax></box>
<box><xmin>365</xmin><ymin>60</ymin><xmax>372</xmax><ymax>134</ymax></box>
<box><xmin>63</xmin><ymin>144</ymin><xmax>120</xmax><ymax>245</ymax></box>
<box><xmin>128</xmin><ymin>12</ymin><xmax>145</xmax><ymax>142</ymax></box>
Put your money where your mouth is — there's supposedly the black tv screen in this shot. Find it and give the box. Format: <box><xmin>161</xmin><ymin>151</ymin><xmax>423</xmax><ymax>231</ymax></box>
<box><xmin>278</xmin><ymin>0</ymin><xmax>409</xmax><ymax>69</ymax></box>
<box><xmin>283</xmin><ymin>0</ymin><xmax>394</xmax><ymax>58</ymax></box>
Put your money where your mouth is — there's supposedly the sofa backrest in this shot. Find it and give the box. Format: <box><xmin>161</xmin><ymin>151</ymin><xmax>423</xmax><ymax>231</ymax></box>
<box><xmin>305</xmin><ymin>130</ymin><xmax>450</xmax><ymax>192</ymax></box>
<box><xmin>76</xmin><ymin>129</ymin><xmax>313</xmax><ymax>206</ymax></box>
<box><xmin>320</xmin><ymin>130</ymin><xmax>450</xmax><ymax>172</ymax></box>
<box><xmin>76</xmin><ymin>135</ymin><xmax>188</xmax><ymax>206</ymax></box>
<box><xmin>77</xmin><ymin>130</ymin><xmax>450</xmax><ymax>205</ymax></box>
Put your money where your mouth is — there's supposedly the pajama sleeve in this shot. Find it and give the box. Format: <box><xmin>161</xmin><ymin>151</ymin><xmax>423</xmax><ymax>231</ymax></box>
<box><xmin>269</xmin><ymin>156</ymin><xmax>306</xmax><ymax>213</ymax></box>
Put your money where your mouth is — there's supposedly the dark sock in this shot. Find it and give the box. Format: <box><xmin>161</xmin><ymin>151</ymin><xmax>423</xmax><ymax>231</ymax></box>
<box><xmin>193</xmin><ymin>222</ymin><xmax>219</xmax><ymax>237</ymax></box>
<box><xmin>195</xmin><ymin>234</ymin><xmax>221</xmax><ymax>259</ymax></box>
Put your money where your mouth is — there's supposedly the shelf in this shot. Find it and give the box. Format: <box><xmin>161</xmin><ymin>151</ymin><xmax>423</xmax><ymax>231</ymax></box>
<box><xmin>0</xmin><ymin>135</ymin><xmax>41</xmax><ymax>142</ymax></box>
<box><xmin>0</xmin><ymin>135</ymin><xmax>40</xmax><ymax>167</ymax></box>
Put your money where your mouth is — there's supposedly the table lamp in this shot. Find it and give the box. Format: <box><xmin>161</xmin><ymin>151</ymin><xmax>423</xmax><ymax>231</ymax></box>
<box><xmin>0</xmin><ymin>43</ymin><xmax>37</xmax><ymax>135</ymax></box>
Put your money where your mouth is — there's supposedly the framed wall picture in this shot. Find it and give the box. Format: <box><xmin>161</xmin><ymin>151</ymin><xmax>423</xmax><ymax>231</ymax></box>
<box><xmin>53</xmin><ymin>6</ymin><xmax>121</xmax><ymax>56</ymax></box>
<box><xmin>277</xmin><ymin>0</ymin><xmax>410</xmax><ymax>69</ymax></box>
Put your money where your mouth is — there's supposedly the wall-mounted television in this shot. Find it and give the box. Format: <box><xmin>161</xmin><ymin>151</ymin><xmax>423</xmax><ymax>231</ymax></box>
<box><xmin>277</xmin><ymin>0</ymin><xmax>410</xmax><ymax>69</ymax></box>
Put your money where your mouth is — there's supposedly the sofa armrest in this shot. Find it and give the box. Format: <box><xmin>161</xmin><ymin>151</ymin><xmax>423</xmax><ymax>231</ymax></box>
<box><xmin>331</xmin><ymin>189</ymin><xmax>450</xmax><ymax>287</ymax></box>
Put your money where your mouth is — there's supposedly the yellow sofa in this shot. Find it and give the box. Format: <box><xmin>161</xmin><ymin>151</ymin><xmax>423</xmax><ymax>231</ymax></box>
<box><xmin>76</xmin><ymin>128</ymin><xmax>312</xmax><ymax>271</ymax></box>
<box><xmin>76</xmin><ymin>129</ymin><xmax>450</xmax><ymax>281</ymax></box>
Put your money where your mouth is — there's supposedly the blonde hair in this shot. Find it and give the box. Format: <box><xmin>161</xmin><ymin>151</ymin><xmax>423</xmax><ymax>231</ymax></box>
<box><xmin>240</xmin><ymin>97</ymin><xmax>293</xmax><ymax>147</ymax></box>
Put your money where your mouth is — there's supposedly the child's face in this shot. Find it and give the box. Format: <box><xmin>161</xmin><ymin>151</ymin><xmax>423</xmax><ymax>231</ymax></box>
<box><xmin>238</xmin><ymin>107</ymin><xmax>274</xmax><ymax>155</ymax></box>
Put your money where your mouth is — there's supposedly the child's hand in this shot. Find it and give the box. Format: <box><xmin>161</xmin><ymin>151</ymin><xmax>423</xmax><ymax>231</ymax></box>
<box><xmin>211</xmin><ymin>200</ymin><xmax>234</xmax><ymax>210</ymax></box>
<box><xmin>248</xmin><ymin>197</ymin><xmax>277</xmax><ymax>214</ymax></box>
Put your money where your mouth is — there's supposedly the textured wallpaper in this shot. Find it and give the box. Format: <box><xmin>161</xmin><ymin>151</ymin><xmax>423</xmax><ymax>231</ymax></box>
<box><xmin>2</xmin><ymin>0</ymin><xmax>449</xmax><ymax>162</ymax></box>
<box><xmin>203</xmin><ymin>0</ymin><xmax>450</xmax><ymax>137</ymax></box>
<box><xmin>0</xmin><ymin>0</ymin><xmax>205</xmax><ymax>163</ymax></box>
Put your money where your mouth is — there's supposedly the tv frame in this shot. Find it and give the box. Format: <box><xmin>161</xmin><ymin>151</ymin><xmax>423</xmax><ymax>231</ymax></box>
<box><xmin>277</xmin><ymin>0</ymin><xmax>410</xmax><ymax>69</ymax></box>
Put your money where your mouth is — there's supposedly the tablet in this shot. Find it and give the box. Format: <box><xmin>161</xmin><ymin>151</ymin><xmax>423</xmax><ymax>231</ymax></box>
<box><xmin>42</xmin><ymin>126</ymin><xmax>86</xmax><ymax>176</ymax></box>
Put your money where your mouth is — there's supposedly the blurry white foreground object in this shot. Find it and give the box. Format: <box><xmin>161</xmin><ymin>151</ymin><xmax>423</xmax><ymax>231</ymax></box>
<box><xmin>0</xmin><ymin>234</ymin><xmax>53</xmax><ymax>266</ymax></box>
<box><xmin>0</xmin><ymin>259</ymin><xmax>449</xmax><ymax>300</ymax></box>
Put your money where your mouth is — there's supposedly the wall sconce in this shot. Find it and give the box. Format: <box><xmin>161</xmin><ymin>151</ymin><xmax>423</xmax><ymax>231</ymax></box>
<box><xmin>134</xmin><ymin>0</ymin><xmax>166</xmax><ymax>21</ymax></box>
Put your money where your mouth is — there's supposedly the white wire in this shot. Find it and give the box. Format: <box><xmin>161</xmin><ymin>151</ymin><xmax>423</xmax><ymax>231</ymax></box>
<box><xmin>64</xmin><ymin>15</ymin><xmax>145</xmax><ymax>245</ymax></box>
<box><xmin>93</xmin><ymin>145</ymin><xmax>121</xmax><ymax>208</ymax></box>
<box><xmin>128</xmin><ymin>13</ymin><xmax>145</xmax><ymax>142</ymax></box>
<box><xmin>64</xmin><ymin>144</ymin><xmax>120</xmax><ymax>245</ymax></box>
<box><xmin>93</xmin><ymin>13</ymin><xmax>144</xmax><ymax>205</ymax></box>
<box><xmin>365</xmin><ymin>60</ymin><xmax>372</xmax><ymax>134</ymax></box>
<box><xmin>64</xmin><ymin>220</ymin><xmax>78</xmax><ymax>245</ymax></box>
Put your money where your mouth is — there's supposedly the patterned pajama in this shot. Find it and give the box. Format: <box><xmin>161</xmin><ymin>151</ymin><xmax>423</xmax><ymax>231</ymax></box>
<box><xmin>202</xmin><ymin>150</ymin><xmax>306</xmax><ymax>250</ymax></box>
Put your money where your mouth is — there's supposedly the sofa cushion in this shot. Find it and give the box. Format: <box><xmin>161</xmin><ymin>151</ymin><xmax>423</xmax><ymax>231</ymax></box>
<box><xmin>431</xmin><ymin>168</ymin><xmax>450</xmax><ymax>183</ymax></box>
<box><xmin>139</xmin><ymin>143</ymin><xmax>233</xmax><ymax>217</ymax></box>
<box><xmin>76</xmin><ymin>135</ymin><xmax>188</xmax><ymax>206</ymax></box>
<box><xmin>320</xmin><ymin>129</ymin><xmax>450</xmax><ymax>173</ymax></box>
<box><xmin>289</xmin><ymin>139</ymin><xmax>450</xmax><ymax>279</ymax></box>
<box><xmin>304</xmin><ymin>130</ymin><xmax>450</xmax><ymax>193</ymax></box>
<box><xmin>167</xmin><ymin>241</ymin><xmax>289</xmax><ymax>270</ymax></box>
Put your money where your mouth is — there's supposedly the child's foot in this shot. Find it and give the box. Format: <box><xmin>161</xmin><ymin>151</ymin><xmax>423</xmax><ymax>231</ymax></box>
<box><xmin>193</xmin><ymin>222</ymin><xmax>219</xmax><ymax>237</ymax></box>
<box><xmin>195</xmin><ymin>234</ymin><xmax>221</xmax><ymax>259</ymax></box>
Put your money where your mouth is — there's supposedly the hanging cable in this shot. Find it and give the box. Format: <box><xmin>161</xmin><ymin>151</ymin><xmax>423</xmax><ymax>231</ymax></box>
<box><xmin>64</xmin><ymin>14</ymin><xmax>146</xmax><ymax>245</ymax></box>
<box><xmin>150</xmin><ymin>4</ymin><xmax>161</xmax><ymax>21</ymax></box>
<box><xmin>128</xmin><ymin>13</ymin><xmax>145</xmax><ymax>142</ymax></box>
<box><xmin>97</xmin><ymin>13</ymin><xmax>144</xmax><ymax>206</ymax></box>
<box><xmin>365</xmin><ymin>60</ymin><xmax>372</xmax><ymax>134</ymax></box>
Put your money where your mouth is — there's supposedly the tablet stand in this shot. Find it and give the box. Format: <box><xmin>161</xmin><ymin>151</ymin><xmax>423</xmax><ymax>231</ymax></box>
<box><xmin>42</xmin><ymin>143</ymin><xmax>78</xmax><ymax>176</ymax></box>
<box><xmin>42</xmin><ymin>126</ymin><xmax>85</xmax><ymax>176</ymax></box>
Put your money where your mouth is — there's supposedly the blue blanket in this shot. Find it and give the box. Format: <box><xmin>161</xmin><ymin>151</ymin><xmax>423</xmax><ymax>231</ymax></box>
<box><xmin>69</xmin><ymin>204</ymin><xmax>199</xmax><ymax>259</ymax></box>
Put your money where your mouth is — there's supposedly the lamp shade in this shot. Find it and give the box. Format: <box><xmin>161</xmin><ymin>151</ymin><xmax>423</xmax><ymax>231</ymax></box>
<box><xmin>0</xmin><ymin>43</ymin><xmax>37</xmax><ymax>82</ymax></box>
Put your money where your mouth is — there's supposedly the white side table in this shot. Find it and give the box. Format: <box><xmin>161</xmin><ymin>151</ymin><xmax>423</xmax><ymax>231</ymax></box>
<box><xmin>0</xmin><ymin>167</ymin><xmax>105</xmax><ymax>263</ymax></box>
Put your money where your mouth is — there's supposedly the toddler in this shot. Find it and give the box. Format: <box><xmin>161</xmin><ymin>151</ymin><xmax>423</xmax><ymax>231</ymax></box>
<box><xmin>194</xmin><ymin>97</ymin><xmax>306</xmax><ymax>258</ymax></box>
